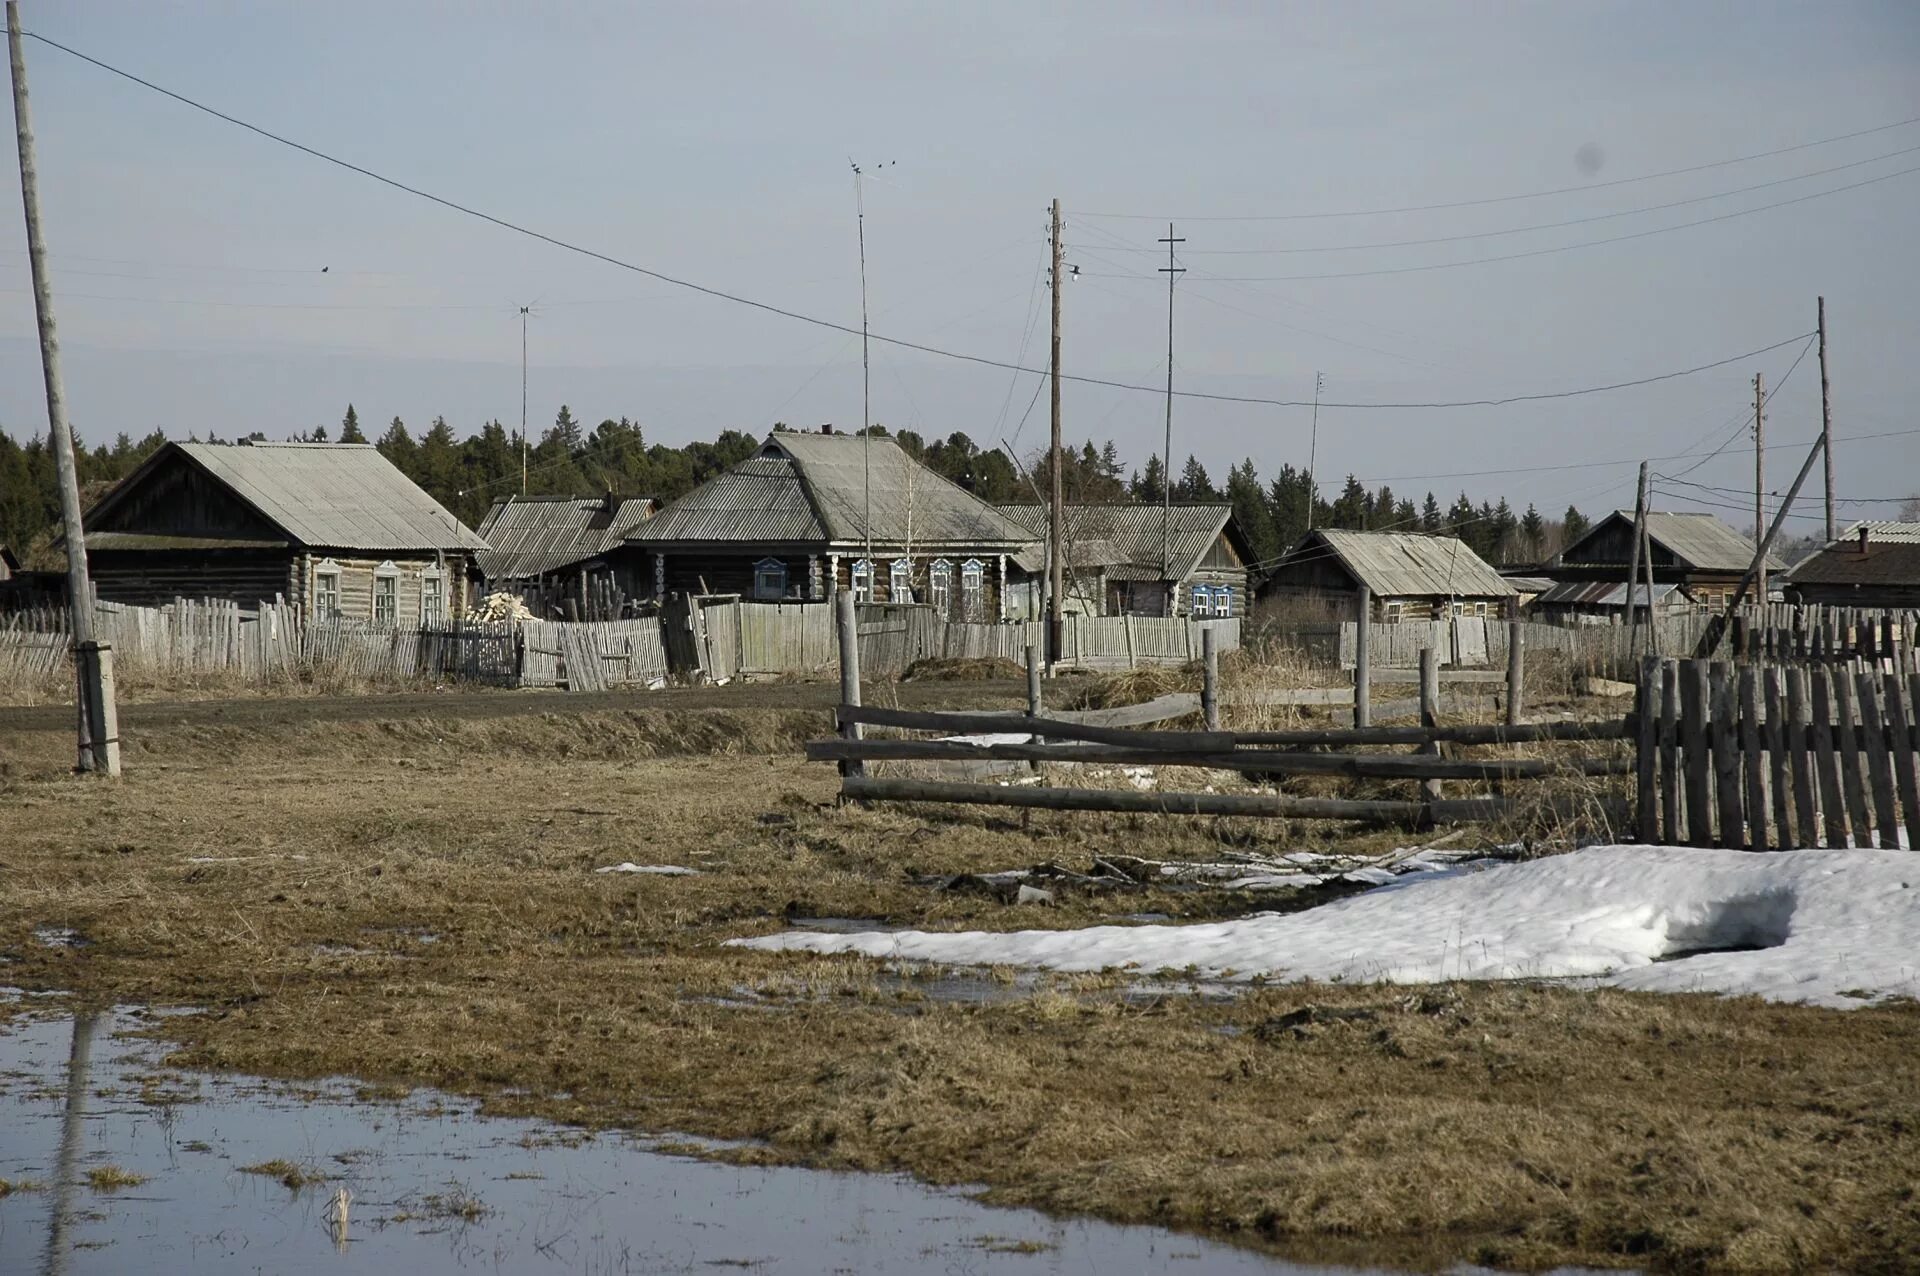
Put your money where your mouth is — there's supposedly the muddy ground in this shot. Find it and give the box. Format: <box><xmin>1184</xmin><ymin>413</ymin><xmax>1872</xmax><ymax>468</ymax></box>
<box><xmin>2</xmin><ymin>690</ymin><xmax>1917</xmax><ymax>1274</ymax></box>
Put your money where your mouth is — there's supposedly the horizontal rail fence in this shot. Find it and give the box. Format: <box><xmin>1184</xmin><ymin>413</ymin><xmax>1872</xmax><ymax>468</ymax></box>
<box><xmin>1635</xmin><ymin>655</ymin><xmax>1920</xmax><ymax>850</ymax></box>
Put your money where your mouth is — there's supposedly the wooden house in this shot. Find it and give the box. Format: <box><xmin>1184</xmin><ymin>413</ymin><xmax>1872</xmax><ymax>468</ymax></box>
<box><xmin>998</xmin><ymin>502</ymin><xmax>1253</xmax><ymax>618</ymax></box>
<box><xmin>1551</xmin><ymin>511</ymin><xmax>1777</xmax><ymax>608</ymax></box>
<box><xmin>1785</xmin><ymin>522</ymin><xmax>1920</xmax><ymax>607</ymax></box>
<box><xmin>627</xmin><ymin>429</ymin><xmax>1037</xmax><ymax>618</ymax></box>
<box><xmin>1258</xmin><ymin>528</ymin><xmax>1516</xmax><ymax>621</ymax></box>
<box><xmin>473</xmin><ymin>493</ymin><xmax>659</xmax><ymax>618</ymax></box>
<box><xmin>77</xmin><ymin>440</ymin><xmax>487</xmax><ymax>621</ymax></box>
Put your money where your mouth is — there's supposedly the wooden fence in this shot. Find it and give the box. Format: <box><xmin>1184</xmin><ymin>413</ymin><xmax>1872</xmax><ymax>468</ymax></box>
<box><xmin>1634</xmin><ymin>656</ymin><xmax>1920</xmax><ymax>851</ymax></box>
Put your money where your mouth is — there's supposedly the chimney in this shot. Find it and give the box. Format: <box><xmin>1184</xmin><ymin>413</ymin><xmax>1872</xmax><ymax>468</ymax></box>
<box><xmin>1859</xmin><ymin>525</ymin><xmax>1870</xmax><ymax>555</ymax></box>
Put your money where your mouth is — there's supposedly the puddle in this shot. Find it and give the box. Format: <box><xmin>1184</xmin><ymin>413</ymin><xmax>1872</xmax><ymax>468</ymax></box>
<box><xmin>0</xmin><ymin>1007</ymin><xmax>1383</xmax><ymax>1275</ymax></box>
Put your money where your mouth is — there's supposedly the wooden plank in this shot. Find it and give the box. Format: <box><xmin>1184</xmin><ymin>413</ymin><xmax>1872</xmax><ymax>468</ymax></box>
<box><xmin>1231</xmin><ymin>719</ymin><xmax>1632</xmax><ymax>748</ymax></box>
<box><xmin>807</xmin><ymin>737</ymin><xmax>1631</xmax><ymax>779</ymax></box>
<box><xmin>1636</xmin><ymin>655</ymin><xmax>1659</xmax><ymax>843</ymax></box>
<box><xmin>1810</xmin><ymin>670</ymin><xmax>1848</xmax><ymax>850</ymax></box>
<box><xmin>1885</xmin><ymin>671</ymin><xmax>1920</xmax><ymax>852</ymax></box>
<box><xmin>1679</xmin><ymin>659</ymin><xmax>1713</xmax><ymax>847</ymax></box>
<box><xmin>1786</xmin><ymin>668</ymin><xmax>1822</xmax><ymax>850</ymax></box>
<box><xmin>1659</xmin><ymin>660</ymin><xmax>1680</xmax><ymax>845</ymax></box>
<box><xmin>1764</xmin><ymin>669</ymin><xmax>1792</xmax><ymax>849</ymax></box>
<box><xmin>1856</xmin><ymin>671</ymin><xmax>1902</xmax><ymax>849</ymax></box>
<box><xmin>841</xmin><ymin>703</ymin><xmax>1234</xmax><ymax>751</ymax></box>
<box><xmin>1419</xmin><ymin>646</ymin><xmax>1443</xmax><ymax>809</ymax></box>
<box><xmin>1832</xmin><ymin>672</ymin><xmax>1873</xmax><ymax>842</ymax></box>
<box><xmin>1369</xmin><ymin>668</ymin><xmax>1508</xmax><ymax>685</ymax></box>
<box><xmin>841</xmin><ymin>774</ymin><xmax>1516</xmax><ymax>824</ymax></box>
<box><xmin>1738</xmin><ymin>667</ymin><xmax>1768</xmax><ymax>851</ymax></box>
<box><xmin>1709</xmin><ymin>662</ymin><xmax>1743</xmax><ymax>847</ymax></box>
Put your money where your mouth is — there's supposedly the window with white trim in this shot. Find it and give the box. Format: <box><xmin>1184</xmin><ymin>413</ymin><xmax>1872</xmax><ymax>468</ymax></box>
<box><xmin>1384</xmin><ymin>600</ymin><xmax>1402</xmax><ymax>623</ymax></box>
<box><xmin>1212</xmin><ymin>586</ymin><xmax>1233</xmax><ymax>617</ymax></box>
<box><xmin>421</xmin><ymin>571</ymin><xmax>446</xmax><ymax>625</ymax></box>
<box><xmin>959</xmin><ymin>559</ymin><xmax>984</xmax><ymax>620</ymax></box>
<box><xmin>1191</xmin><ymin>584</ymin><xmax>1211</xmax><ymax>618</ymax></box>
<box><xmin>929</xmin><ymin>559</ymin><xmax>952</xmax><ymax>615</ymax></box>
<box><xmin>1473</xmin><ymin>601</ymin><xmax>1487</xmax><ymax>618</ymax></box>
<box><xmin>373</xmin><ymin>566</ymin><xmax>399</xmax><ymax>626</ymax></box>
<box><xmin>314</xmin><ymin>561</ymin><xmax>341</xmax><ymax>620</ymax></box>
<box><xmin>1451</xmin><ymin>600</ymin><xmax>1464</xmax><ymax>618</ymax></box>
<box><xmin>889</xmin><ymin>558</ymin><xmax>912</xmax><ymax>603</ymax></box>
<box><xmin>850</xmin><ymin>558</ymin><xmax>874</xmax><ymax>604</ymax></box>
<box><xmin>753</xmin><ymin>557</ymin><xmax>788</xmax><ymax>600</ymax></box>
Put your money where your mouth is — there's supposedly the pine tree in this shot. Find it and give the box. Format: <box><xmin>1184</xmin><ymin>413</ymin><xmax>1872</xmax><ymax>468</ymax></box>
<box><xmin>1520</xmin><ymin>503</ymin><xmax>1546</xmax><ymax>561</ymax></box>
<box><xmin>377</xmin><ymin>417</ymin><xmax>417</xmax><ymax>478</ymax></box>
<box><xmin>338</xmin><ymin>404</ymin><xmax>366</xmax><ymax>444</ymax></box>
<box><xmin>1331</xmin><ymin>475</ymin><xmax>1368</xmax><ymax>529</ymax></box>
<box><xmin>1421</xmin><ymin>492</ymin><xmax>1442</xmax><ymax>534</ymax></box>
<box><xmin>1132</xmin><ymin>454</ymin><xmax>1166</xmax><ymax>502</ymax></box>
<box><xmin>1562</xmin><ymin>505</ymin><xmax>1590</xmax><ymax>549</ymax></box>
<box><xmin>1265</xmin><ymin>465</ymin><xmax>1313</xmax><ymax>552</ymax></box>
<box><xmin>1176</xmin><ymin>454</ymin><xmax>1215</xmax><ymax>501</ymax></box>
<box><xmin>1225</xmin><ymin>459</ymin><xmax>1279</xmax><ymax>565</ymax></box>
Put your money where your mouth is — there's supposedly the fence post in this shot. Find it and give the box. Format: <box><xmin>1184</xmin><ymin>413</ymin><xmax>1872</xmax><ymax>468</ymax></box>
<box><xmin>836</xmin><ymin>590</ymin><xmax>864</xmax><ymax>780</ymax></box>
<box><xmin>1025</xmin><ymin>641</ymin><xmax>1042</xmax><ymax>719</ymax></box>
<box><xmin>1635</xmin><ymin>654</ymin><xmax>1658</xmax><ymax>843</ymax></box>
<box><xmin>1419</xmin><ymin>645</ymin><xmax>1441</xmax><ymax>813</ymax></box>
<box><xmin>1506</xmin><ymin>601</ymin><xmax>1525</xmax><ymax>726</ymax></box>
<box><xmin>1354</xmin><ymin>584</ymin><xmax>1372</xmax><ymax>728</ymax></box>
<box><xmin>1202</xmin><ymin>625</ymin><xmax>1220</xmax><ymax>731</ymax></box>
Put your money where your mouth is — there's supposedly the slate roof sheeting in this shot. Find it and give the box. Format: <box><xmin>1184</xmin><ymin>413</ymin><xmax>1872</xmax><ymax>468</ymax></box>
<box><xmin>1301</xmin><ymin>529</ymin><xmax>1516</xmax><ymax>597</ymax></box>
<box><xmin>1569</xmin><ymin>510</ymin><xmax>1779</xmax><ymax>573</ymax></box>
<box><xmin>1535</xmin><ymin>580</ymin><xmax>1688</xmax><ymax>608</ymax></box>
<box><xmin>997</xmin><ymin>502</ymin><xmax>1234</xmax><ymax>581</ymax></box>
<box><xmin>474</xmin><ymin>494</ymin><xmax>657</xmax><ymax>579</ymax></box>
<box><xmin>1788</xmin><ymin>522</ymin><xmax>1920</xmax><ymax>587</ymax></box>
<box><xmin>88</xmin><ymin>441</ymin><xmax>488</xmax><ymax>552</ymax></box>
<box><xmin>632</xmin><ymin>434</ymin><xmax>1033</xmax><ymax>548</ymax></box>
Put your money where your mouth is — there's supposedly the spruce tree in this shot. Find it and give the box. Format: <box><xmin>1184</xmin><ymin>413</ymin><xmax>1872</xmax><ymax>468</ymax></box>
<box><xmin>338</xmin><ymin>404</ymin><xmax>366</xmax><ymax>444</ymax></box>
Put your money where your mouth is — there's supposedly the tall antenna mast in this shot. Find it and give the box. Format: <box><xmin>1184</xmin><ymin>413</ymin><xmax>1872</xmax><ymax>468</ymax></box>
<box><xmin>1306</xmin><ymin>371</ymin><xmax>1323</xmax><ymax>532</ymax></box>
<box><xmin>517</xmin><ymin>302</ymin><xmax>533</xmax><ymax>496</ymax></box>
<box><xmin>1158</xmin><ymin>223</ymin><xmax>1184</xmax><ymax>600</ymax></box>
<box><xmin>850</xmin><ymin>161</ymin><xmax>889</xmax><ymax>574</ymax></box>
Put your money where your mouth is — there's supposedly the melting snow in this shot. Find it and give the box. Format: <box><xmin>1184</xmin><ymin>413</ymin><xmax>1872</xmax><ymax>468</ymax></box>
<box><xmin>595</xmin><ymin>863</ymin><xmax>700</xmax><ymax>876</ymax></box>
<box><xmin>736</xmin><ymin>846</ymin><xmax>1920</xmax><ymax>1009</ymax></box>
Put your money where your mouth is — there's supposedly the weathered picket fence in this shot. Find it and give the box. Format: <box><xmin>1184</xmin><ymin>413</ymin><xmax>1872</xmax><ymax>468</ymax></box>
<box><xmin>1634</xmin><ymin>656</ymin><xmax>1920</xmax><ymax>851</ymax></box>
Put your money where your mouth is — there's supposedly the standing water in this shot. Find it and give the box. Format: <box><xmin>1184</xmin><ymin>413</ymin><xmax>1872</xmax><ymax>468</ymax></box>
<box><xmin>0</xmin><ymin>1005</ymin><xmax>1400</xmax><ymax>1276</ymax></box>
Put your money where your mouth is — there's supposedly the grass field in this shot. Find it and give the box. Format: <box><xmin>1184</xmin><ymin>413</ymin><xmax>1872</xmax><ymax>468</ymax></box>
<box><xmin>3</xmin><ymin>687</ymin><xmax>1917</xmax><ymax>1273</ymax></box>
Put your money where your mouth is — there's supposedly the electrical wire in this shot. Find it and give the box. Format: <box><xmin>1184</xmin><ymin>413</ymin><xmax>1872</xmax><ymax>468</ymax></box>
<box><xmin>17</xmin><ymin>29</ymin><xmax>1825</xmax><ymax>414</ymax></box>
<box><xmin>1072</xmin><ymin>115</ymin><xmax>1920</xmax><ymax>221</ymax></box>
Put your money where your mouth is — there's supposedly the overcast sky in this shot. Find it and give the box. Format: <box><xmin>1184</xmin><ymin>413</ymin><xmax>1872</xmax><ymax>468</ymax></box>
<box><xmin>0</xmin><ymin>1</ymin><xmax>1915</xmax><ymax>530</ymax></box>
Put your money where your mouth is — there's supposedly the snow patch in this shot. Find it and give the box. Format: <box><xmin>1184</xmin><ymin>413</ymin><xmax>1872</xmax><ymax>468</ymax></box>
<box><xmin>595</xmin><ymin>863</ymin><xmax>700</xmax><ymax>876</ymax></box>
<box><xmin>735</xmin><ymin>847</ymin><xmax>1920</xmax><ymax>1009</ymax></box>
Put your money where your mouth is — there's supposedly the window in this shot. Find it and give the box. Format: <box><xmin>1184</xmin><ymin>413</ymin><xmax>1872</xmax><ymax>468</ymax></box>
<box><xmin>1474</xmin><ymin>601</ymin><xmax>1488</xmax><ymax>618</ymax></box>
<box><xmin>850</xmin><ymin>558</ymin><xmax>873</xmax><ymax>604</ymax></box>
<box><xmin>1192</xmin><ymin>584</ymin><xmax>1212</xmax><ymax>618</ymax></box>
<box><xmin>373</xmin><ymin>570</ymin><xmax>398</xmax><ymax>626</ymax></box>
<box><xmin>1451</xmin><ymin>600</ymin><xmax>1464</xmax><ymax>618</ymax></box>
<box><xmin>314</xmin><ymin>562</ymin><xmax>341</xmax><ymax>620</ymax></box>
<box><xmin>753</xmin><ymin>557</ymin><xmax>788</xmax><ymax>601</ymax></box>
<box><xmin>929</xmin><ymin>559</ymin><xmax>953</xmax><ymax>615</ymax></box>
<box><xmin>1212</xmin><ymin>586</ymin><xmax>1233</xmax><ymax>618</ymax></box>
<box><xmin>889</xmin><ymin>558</ymin><xmax>912</xmax><ymax>603</ymax></box>
<box><xmin>1384</xmin><ymin>600</ymin><xmax>1402</xmax><ymax>623</ymax></box>
<box><xmin>960</xmin><ymin>559</ymin><xmax>984</xmax><ymax>620</ymax></box>
<box><xmin>421</xmin><ymin>572</ymin><xmax>445</xmax><ymax>626</ymax></box>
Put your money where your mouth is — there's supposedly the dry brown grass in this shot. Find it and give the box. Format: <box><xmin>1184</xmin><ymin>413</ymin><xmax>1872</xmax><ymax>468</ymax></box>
<box><xmin>2</xmin><ymin>705</ymin><xmax>1917</xmax><ymax>1272</ymax></box>
<box><xmin>902</xmin><ymin>656</ymin><xmax>1025</xmax><ymax>682</ymax></box>
<box><xmin>83</xmin><ymin>1166</ymin><xmax>147</xmax><ymax>1191</ymax></box>
<box><xmin>239</xmin><ymin>1159</ymin><xmax>327</xmax><ymax>1190</ymax></box>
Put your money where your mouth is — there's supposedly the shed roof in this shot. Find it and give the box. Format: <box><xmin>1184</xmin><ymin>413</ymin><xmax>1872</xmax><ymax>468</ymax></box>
<box><xmin>1568</xmin><ymin>510</ymin><xmax>1779</xmax><ymax>573</ymax></box>
<box><xmin>1535</xmin><ymin>580</ymin><xmax>1688</xmax><ymax>608</ymax></box>
<box><xmin>1287</xmin><ymin>528</ymin><xmax>1516</xmax><ymax>597</ymax></box>
<box><xmin>996</xmin><ymin>502</ymin><xmax>1238</xmax><ymax>582</ymax></box>
<box><xmin>633</xmin><ymin>433</ymin><xmax>1033</xmax><ymax>548</ymax></box>
<box><xmin>1787</xmin><ymin>521</ymin><xmax>1920</xmax><ymax>587</ymax></box>
<box><xmin>474</xmin><ymin>494</ymin><xmax>657</xmax><ymax>580</ymax></box>
<box><xmin>86</xmin><ymin>441</ymin><xmax>487</xmax><ymax>553</ymax></box>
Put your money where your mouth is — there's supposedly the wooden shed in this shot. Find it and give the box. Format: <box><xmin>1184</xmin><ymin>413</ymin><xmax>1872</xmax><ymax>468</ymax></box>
<box><xmin>473</xmin><ymin>493</ymin><xmax>659</xmax><ymax>619</ymax></box>
<box><xmin>78</xmin><ymin>440</ymin><xmax>487</xmax><ymax>621</ymax></box>
<box><xmin>1552</xmin><ymin>510</ymin><xmax>1778</xmax><ymax>609</ymax></box>
<box><xmin>997</xmin><ymin>502</ymin><xmax>1252</xmax><ymax>618</ymax></box>
<box><xmin>1258</xmin><ymin>528</ymin><xmax>1516</xmax><ymax>621</ymax></box>
<box><xmin>1785</xmin><ymin>522</ymin><xmax>1920</xmax><ymax>607</ymax></box>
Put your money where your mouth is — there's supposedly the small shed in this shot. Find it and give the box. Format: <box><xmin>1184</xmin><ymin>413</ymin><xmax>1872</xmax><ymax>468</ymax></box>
<box><xmin>474</xmin><ymin>493</ymin><xmax>658</xmax><ymax>618</ymax></box>
<box><xmin>78</xmin><ymin>440</ymin><xmax>487</xmax><ymax>621</ymax></box>
<box><xmin>1258</xmin><ymin>528</ymin><xmax>1516</xmax><ymax>621</ymax></box>
<box><xmin>1531</xmin><ymin>579</ymin><xmax>1694</xmax><ymax>624</ymax></box>
<box><xmin>997</xmin><ymin>502</ymin><xmax>1252</xmax><ymax>618</ymax></box>
<box><xmin>1553</xmin><ymin>511</ymin><xmax>1778</xmax><ymax>608</ymax></box>
<box><xmin>1785</xmin><ymin>522</ymin><xmax>1920</xmax><ymax>607</ymax></box>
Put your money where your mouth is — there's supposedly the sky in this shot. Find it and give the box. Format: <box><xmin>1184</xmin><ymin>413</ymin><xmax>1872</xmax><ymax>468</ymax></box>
<box><xmin>0</xmin><ymin>1</ymin><xmax>1915</xmax><ymax>532</ymax></box>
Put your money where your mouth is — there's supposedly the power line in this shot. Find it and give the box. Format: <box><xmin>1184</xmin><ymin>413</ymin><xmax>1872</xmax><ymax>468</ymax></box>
<box><xmin>1080</xmin><ymin>163</ymin><xmax>1920</xmax><ymax>283</ymax></box>
<box><xmin>1659</xmin><ymin>335</ymin><xmax>1817</xmax><ymax>480</ymax></box>
<box><xmin>17</xmin><ymin>29</ymin><xmax>1824</xmax><ymax>415</ymax></box>
<box><xmin>1076</xmin><ymin>144</ymin><xmax>1920</xmax><ymax>256</ymax></box>
<box><xmin>1073</xmin><ymin>115</ymin><xmax>1920</xmax><ymax>221</ymax></box>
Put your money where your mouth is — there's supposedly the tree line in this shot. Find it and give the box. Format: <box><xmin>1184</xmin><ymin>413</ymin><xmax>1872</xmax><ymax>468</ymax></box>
<box><xmin>1</xmin><ymin>402</ymin><xmax>1609</xmax><ymax>570</ymax></box>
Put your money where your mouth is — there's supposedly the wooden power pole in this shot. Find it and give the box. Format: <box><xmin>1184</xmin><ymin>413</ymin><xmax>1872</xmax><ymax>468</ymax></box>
<box><xmin>1818</xmin><ymin>296</ymin><xmax>1834</xmax><ymax>542</ymax></box>
<box><xmin>7</xmin><ymin>1</ymin><xmax>117</xmax><ymax>775</ymax></box>
<box><xmin>1047</xmin><ymin>198</ymin><xmax>1063</xmax><ymax>667</ymax></box>
<box><xmin>1753</xmin><ymin>371</ymin><xmax>1766</xmax><ymax>600</ymax></box>
<box><xmin>1157</xmin><ymin>223</ymin><xmax>1184</xmax><ymax>608</ymax></box>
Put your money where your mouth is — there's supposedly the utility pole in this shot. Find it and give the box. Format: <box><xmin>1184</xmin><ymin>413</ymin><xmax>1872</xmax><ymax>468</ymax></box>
<box><xmin>1753</xmin><ymin>371</ymin><xmax>1766</xmax><ymax>599</ymax></box>
<box><xmin>1047</xmin><ymin>198</ymin><xmax>1064</xmax><ymax>667</ymax></box>
<box><xmin>518</xmin><ymin>304</ymin><xmax>531</xmax><ymax>496</ymax></box>
<box><xmin>1158</xmin><ymin>223</ymin><xmax>1184</xmax><ymax>609</ymax></box>
<box><xmin>1818</xmin><ymin>296</ymin><xmax>1834</xmax><ymax>542</ymax></box>
<box><xmin>1306</xmin><ymin>371</ymin><xmax>1323</xmax><ymax>532</ymax></box>
<box><xmin>1627</xmin><ymin>461</ymin><xmax>1650</xmax><ymax>658</ymax></box>
<box><xmin>8</xmin><ymin>1</ymin><xmax>116</xmax><ymax>776</ymax></box>
<box><xmin>851</xmin><ymin>161</ymin><xmax>885</xmax><ymax>573</ymax></box>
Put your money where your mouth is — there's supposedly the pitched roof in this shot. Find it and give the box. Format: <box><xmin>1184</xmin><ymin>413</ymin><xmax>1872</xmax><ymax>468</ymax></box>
<box><xmin>87</xmin><ymin>441</ymin><xmax>487</xmax><ymax>553</ymax></box>
<box><xmin>1569</xmin><ymin>510</ymin><xmax>1780</xmax><ymax>573</ymax></box>
<box><xmin>1787</xmin><ymin>521</ymin><xmax>1920</xmax><ymax>588</ymax></box>
<box><xmin>1288</xmin><ymin>528</ymin><xmax>1517</xmax><ymax>597</ymax></box>
<box><xmin>1535</xmin><ymin>579</ymin><xmax>1689</xmax><ymax>608</ymax></box>
<box><xmin>474</xmin><ymin>494</ymin><xmax>657</xmax><ymax>580</ymax></box>
<box><xmin>632</xmin><ymin>433</ymin><xmax>1033</xmax><ymax>548</ymax></box>
<box><xmin>997</xmin><ymin>502</ymin><xmax>1238</xmax><ymax>581</ymax></box>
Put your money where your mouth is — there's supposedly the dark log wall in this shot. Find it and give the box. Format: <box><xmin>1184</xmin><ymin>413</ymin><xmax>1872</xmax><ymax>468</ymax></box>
<box><xmin>89</xmin><ymin>548</ymin><xmax>292</xmax><ymax>610</ymax></box>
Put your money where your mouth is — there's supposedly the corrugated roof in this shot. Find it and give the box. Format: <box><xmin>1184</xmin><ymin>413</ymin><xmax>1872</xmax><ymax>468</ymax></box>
<box><xmin>474</xmin><ymin>494</ymin><xmax>657</xmax><ymax>579</ymax></box>
<box><xmin>1569</xmin><ymin>510</ymin><xmax>1780</xmax><ymax>573</ymax></box>
<box><xmin>1010</xmin><ymin>537</ymin><xmax>1125</xmax><ymax>574</ymax></box>
<box><xmin>1788</xmin><ymin>522</ymin><xmax>1920</xmax><ymax>586</ymax></box>
<box><xmin>633</xmin><ymin>433</ymin><xmax>1033</xmax><ymax>548</ymax></box>
<box><xmin>1295</xmin><ymin>529</ymin><xmax>1516</xmax><ymax>597</ymax></box>
<box><xmin>95</xmin><ymin>442</ymin><xmax>488</xmax><ymax>552</ymax></box>
<box><xmin>997</xmin><ymin>502</ymin><xmax>1234</xmax><ymax>581</ymax></box>
<box><xmin>1535</xmin><ymin>580</ymin><xmax>1687</xmax><ymax>607</ymax></box>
